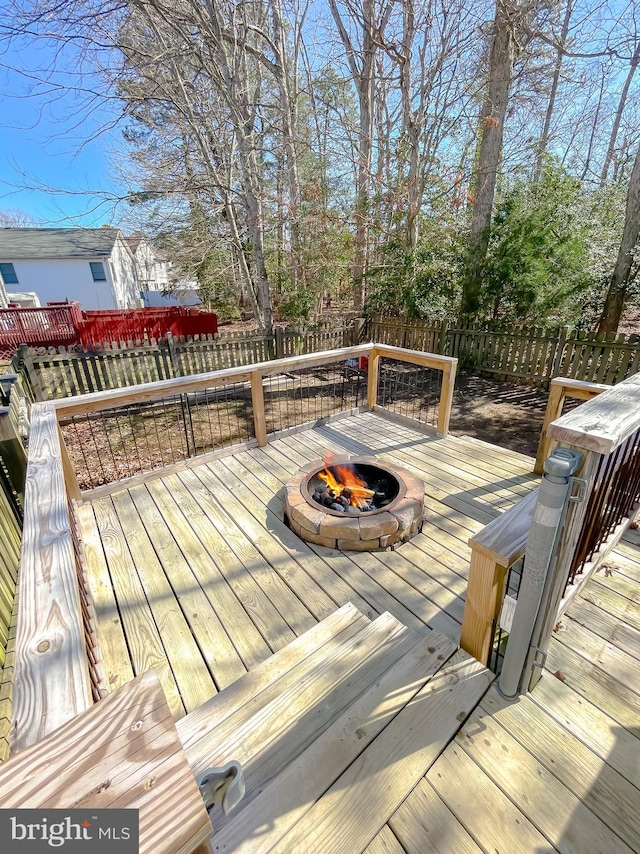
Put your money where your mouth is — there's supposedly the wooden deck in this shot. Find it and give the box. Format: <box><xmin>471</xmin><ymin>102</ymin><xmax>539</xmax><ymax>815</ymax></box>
<box><xmin>77</xmin><ymin>410</ymin><xmax>536</xmax><ymax>712</ymax></box>
<box><xmin>76</xmin><ymin>410</ymin><xmax>640</xmax><ymax>852</ymax></box>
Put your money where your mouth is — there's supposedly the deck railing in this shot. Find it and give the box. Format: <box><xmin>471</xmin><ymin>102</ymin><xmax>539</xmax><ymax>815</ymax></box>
<box><xmin>11</xmin><ymin>343</ymin><xmax>456</xmax><ymax>753</ymax></box>
<box><xmin>462</xmin><ymin>372</ymin><xmax>640</xmax><ymax>693</ymax></box>
<box><xmin>533</xmin><ymin>376</ymin><xmax>609</xmax><ymax>474</ymax></box>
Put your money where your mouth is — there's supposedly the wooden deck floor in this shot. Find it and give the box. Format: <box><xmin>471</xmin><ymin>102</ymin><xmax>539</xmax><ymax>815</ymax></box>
<box><xmin>77</xmin><ymin>411</ymin><xmax>640</xmax><ymax>852</ymax></box>
<box><xmin>77</xmin><ymin>410</ymin><xmax>537</xmax><ymax>712</ymax></box>
<box><xmin>419</xmin><ymin>531</ymin><xmax>640</xmax><ymax>854</ymax></box>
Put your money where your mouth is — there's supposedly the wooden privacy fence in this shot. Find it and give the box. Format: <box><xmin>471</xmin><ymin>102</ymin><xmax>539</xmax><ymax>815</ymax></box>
<box><xmin>13</xmin><ymin>322</ymin><xmax>359</xmax><ymax>402</ymax></box>
<box><xmin>369</xmin><ymin>315</ymin><xmax>640</xmax><ymax>387</ymax></box>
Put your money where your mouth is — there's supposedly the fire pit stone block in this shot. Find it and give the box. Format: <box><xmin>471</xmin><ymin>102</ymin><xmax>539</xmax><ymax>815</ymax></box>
<box><xmin>320</xmin><ymin>517</ymin><xmax>361</xmax><ymax>540</ymax></box>
<box><xmin>392</xmin><ymin>498</ymin><xmax>423</xmax><ymax>529</ymax></box>
<box><xmin>380</xmin><ymin>531</ymin><xmax>404</xmax><ymax>548</ymax></box>
<box><xmin>290</xmin><ymin>503</ymin><xmax>325</xmax><ymax>534</ymax></box>
<box><xmin>301</xmin><ymin>531</ymin><xmax>338</xmax><ymax>549</ymax></box>
<box><xmin>338</xmin><ymin>537</ymin><xmax>381</xmax><ymax>551</ymax></box>
<box><xmin>359</xmin><ymin>511</ymin><xmax>398</xmax><ymax>540</ymax></box>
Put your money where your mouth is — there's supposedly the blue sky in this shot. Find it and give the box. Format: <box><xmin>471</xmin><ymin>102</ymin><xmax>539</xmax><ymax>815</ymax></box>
<box><xmin>0</xmin><ymin>37</ymin><xmax>128</xmax><ymax>227</ymax></box>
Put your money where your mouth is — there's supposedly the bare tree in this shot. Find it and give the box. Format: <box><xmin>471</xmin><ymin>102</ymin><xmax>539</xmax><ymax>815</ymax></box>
<box><xmin>327</xmin><ymin>0</ymin><xmax>395</xmax><ymax>310</ymax></box>
<box><xmin>533</xmin><ymin>0</ymin><xmax>573</xmax><ymax>182</ymax></box>
<box><xmin>598</xmin><ymin>142</ymin><xmax>640</xmax><ymax>333</ymax></box>
<box><xmin>461</xmin><ymin>0</ymin><xmax>523</xmax><ymax>318</ymax></box>
<box><xmin>0</xmin><ymin>209</ymin><xmax>42</xmax><ymax>227</ymax></box>
<box><xmin>599</xmin><ymin>40</ymin><xmax>640</xmax><ymax>187</ymax></box>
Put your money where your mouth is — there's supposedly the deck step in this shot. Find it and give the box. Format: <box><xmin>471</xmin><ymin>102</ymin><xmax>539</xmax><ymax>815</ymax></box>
<box><xmin>180</xmin><ymin>604</ymin><xmax>493</xmax><ymax>853</ymax></box>
<box><xmin>178</xmin><ymin>606</ymin><xmax>419</xmax><ymax>786</ymax></box>
<box><xmin>176</xmin><ymin>601</ymin><xmax>370</xmax><ymax>754</ymax></box>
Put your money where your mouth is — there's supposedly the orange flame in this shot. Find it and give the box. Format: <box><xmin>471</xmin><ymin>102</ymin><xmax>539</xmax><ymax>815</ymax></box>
<box><xmin>318</xmin><ymin>453</ymin><xmax>375</xmax><ymax>507</ymax></box>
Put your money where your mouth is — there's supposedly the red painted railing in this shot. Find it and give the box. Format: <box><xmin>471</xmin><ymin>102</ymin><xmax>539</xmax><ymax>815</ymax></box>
<box><xmin>0</xmin><ymin>305</ymin><xmax>217</xmax><ymax>360</ymax></box>
<box><xmin>0</xmin><ymin>304</ymin><xmax>82</xmax><ymax>359</ymax></box>
<box><xmin>79</xmin><ymin>307</ymin><xmax>217</xmax><ymax>348</ymax></box>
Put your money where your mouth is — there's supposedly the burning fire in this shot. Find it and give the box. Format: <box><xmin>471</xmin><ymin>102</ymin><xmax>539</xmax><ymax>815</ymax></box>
<box><xmin>318</xmin><ymin>455</ymin><xmax>375</xmax><ymax>508</ymax></box>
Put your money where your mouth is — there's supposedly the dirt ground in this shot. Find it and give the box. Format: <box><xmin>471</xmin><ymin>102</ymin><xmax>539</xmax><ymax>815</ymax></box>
<box><xmin>448</xmin><ymin>372</ymin><xmax>552</xmax><ymax>459</ymax></box>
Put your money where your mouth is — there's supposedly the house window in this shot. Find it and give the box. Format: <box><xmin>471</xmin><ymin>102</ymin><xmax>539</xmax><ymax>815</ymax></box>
<box><xmin>0</xmin><ymin>263</ymin><xmax>19</xmax><ymax>285</ymax></box>
<box><xmin>90</xmin><ymin>261</ymin><xmax>107</xmax><ymax>282</ymax></box>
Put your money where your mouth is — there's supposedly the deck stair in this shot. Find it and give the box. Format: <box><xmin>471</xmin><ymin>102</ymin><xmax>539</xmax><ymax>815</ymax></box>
<box><xmin>176</xmin><ymin>602</ymin><xmax>494</xmax><ymax>853</ymax></box>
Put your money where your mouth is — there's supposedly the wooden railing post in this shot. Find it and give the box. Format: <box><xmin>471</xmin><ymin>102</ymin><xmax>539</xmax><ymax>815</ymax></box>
<box><xmin>460</xmin><ymin>488</ymin><xmax>538</xmax><ymax>664</ymax></box>
<box><xmin>57</xmin><ymin>422</ymin><xmax>82</xmax><ymax>502</ymax></box>
<box><xmin>534</xmin><ymin>378</ymin><xmax>609</xmax><ymax>475</ymax></box>
<box><xmin>534</xmin><ymin>380</ymin><xmax>566</xmax><ymax>475</ymax></box>
<box><xmin>460</xmin><ymin>550</ymin><xmax>508</xmax><ymax>665</ymax></box>
<box><xmin>250</xmin><ymin>370</ymin><xmax>267</xmax><ymax>446</ymax></box>
<box><xmin>437</xmin><ymin>360</ymin><xmax>456</xmax><ymax>437</ymax></box>
<box><xmin>367</xmin><ymin>348</ymin><xmax>380</xmax><ymax>411</ymax></box>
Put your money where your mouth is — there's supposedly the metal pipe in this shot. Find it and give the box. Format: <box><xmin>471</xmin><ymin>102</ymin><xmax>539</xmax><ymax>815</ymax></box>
<box><xmin>498</xmin><ymin>447</ymin><xmax>582</xmax><ymax>698</ymax></box>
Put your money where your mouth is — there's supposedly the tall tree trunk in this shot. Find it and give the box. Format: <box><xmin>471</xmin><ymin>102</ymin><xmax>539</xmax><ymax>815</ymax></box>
<box><xmin>534</xmin><ymin>0</ymin><xmax>572</xmax><ymax>183</ymax></box>
<box><xmin>328</xmin><ymin>0</ymin><xmax>394</xmax><ymax>312</ymax></box>
<box><xmin>460</xmin><ymin>0</ymin><xmax>518</xmax><ymax>319</ymax></box>
<box><xmin>397</xmin><ymin>0</ymin><xmax>420</xmax><ymax>254</ymax></box>
<box><xmin>599</xmin><ymin>44</ymin><xmax>639</xmax><ymax>187</ymax></box>
<box><xmin>352</xmin><ymin>0</ymin><xmax>376</xmax><ymax>312</ymax></box>
<box><xmin>272</xmin><ymin>0</ymin><xmax>304</xmax><ymax>293</ymax></box>
<box><xmin>598</xmin><ymin>143</ymin><xmax>640</xmax><ymax>333</ymax></box>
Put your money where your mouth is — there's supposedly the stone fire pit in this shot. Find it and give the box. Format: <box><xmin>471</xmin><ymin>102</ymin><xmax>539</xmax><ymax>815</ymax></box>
<box><xmin>284</xmin><ymin>456</ymin><xmax>424</xmax><ymax>551</ymax></box>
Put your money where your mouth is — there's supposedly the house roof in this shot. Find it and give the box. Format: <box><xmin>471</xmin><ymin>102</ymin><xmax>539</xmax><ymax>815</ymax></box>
<box><xmin>0</xmin><ymin>227</ymin><xmax>120</xmax><ymax>260</ymax></box>
<box><xmin>123</xmin><ymin>234</ymin><xmax>144</xmax><ymax>253</ymax></box>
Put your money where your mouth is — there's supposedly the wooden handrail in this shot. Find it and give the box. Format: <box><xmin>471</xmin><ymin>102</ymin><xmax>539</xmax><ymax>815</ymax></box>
<box><xmin>51</xmin><ymin>342</ymin><xmax>458</xmax><ymax>432</ymax></box>
<box><xmin>50</xmin><ymin>344</ymin><xmax>458</xmax><ymax>499</ymax></box>
<box><xmin>367</xmin><ymin>344</ymin><xmax>458</xmax><ymax>437</ymax></box>
<box><xmin>546</xmin><ymin>374</ymin><xmax>640</xmax><ymax>455</ymax></box>
<box><xmin>534</xmin><ymin>377</ymin><xmax>609</xmax><ymax>474</ymax></box>
<box><xmin>11</xmin><ymin>403</ymin><xmax>92</xmax><ymax>753</ymax></box>
<box><xmin>52</xmin><ymin>344</ymin><xmax>374</xmax><ymax>417</ymax></box>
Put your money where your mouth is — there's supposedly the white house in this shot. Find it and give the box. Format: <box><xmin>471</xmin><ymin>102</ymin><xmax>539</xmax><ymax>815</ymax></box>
<box><xmin>0</xmin><ymin>227</ymin><xmax>142</xmax><ymax>310</ymax></box>
<box><xmin>124</xmin><ymin>233</ymin><xmax>170</xmax><ymax>292</ymax></box>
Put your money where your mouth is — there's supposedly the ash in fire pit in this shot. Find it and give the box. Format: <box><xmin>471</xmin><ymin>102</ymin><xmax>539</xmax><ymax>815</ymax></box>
<box><xmin>284</xmin><ymin>454</ymin><xmax>424</xmax><ymax>551</ymax></box>
<box><xmin>309</xmin><ymin>461</ymin><xmax>399</xmax><ymax>514</ymax></box>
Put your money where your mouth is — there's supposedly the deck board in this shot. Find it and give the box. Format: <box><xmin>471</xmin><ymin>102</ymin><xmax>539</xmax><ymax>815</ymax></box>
<box><xmin>480</xmin><ymin>688</ymin><xmax>640</xmax><ymax>852</ymax></box>
<box><xmin>129</xmin><ymin>481</ymin><xmax>253</xmax><ymax>685</ymax></box>
<box><xmin>111</xmin><ymin>489</ymin><xmax>217</xmax><ymax>713</ymax></box>
<box><xmin>363</xmin><ymin>826</ymin><xmax>406</xmax><ymax>854</ymax></box>
<box><xmin>388</xmin><ymin>778</ymin><xmax>482</xmax><ymax>854</ymax></box>
<box><xmin>79</xmin><ymin>411</ymin><xmax>640</xmax><ymax>851</ymax></box>
<box><xmin>92</xmin><ymin>495</ymin><xmax>185</xmax><ymax>718</ymax></box>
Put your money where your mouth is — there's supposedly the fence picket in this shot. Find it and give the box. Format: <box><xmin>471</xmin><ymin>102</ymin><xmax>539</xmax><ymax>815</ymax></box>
<box><xmin>12</xmin><ymin>318</ymin><xmax>640</xmax><ymax>402</ymax></box>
